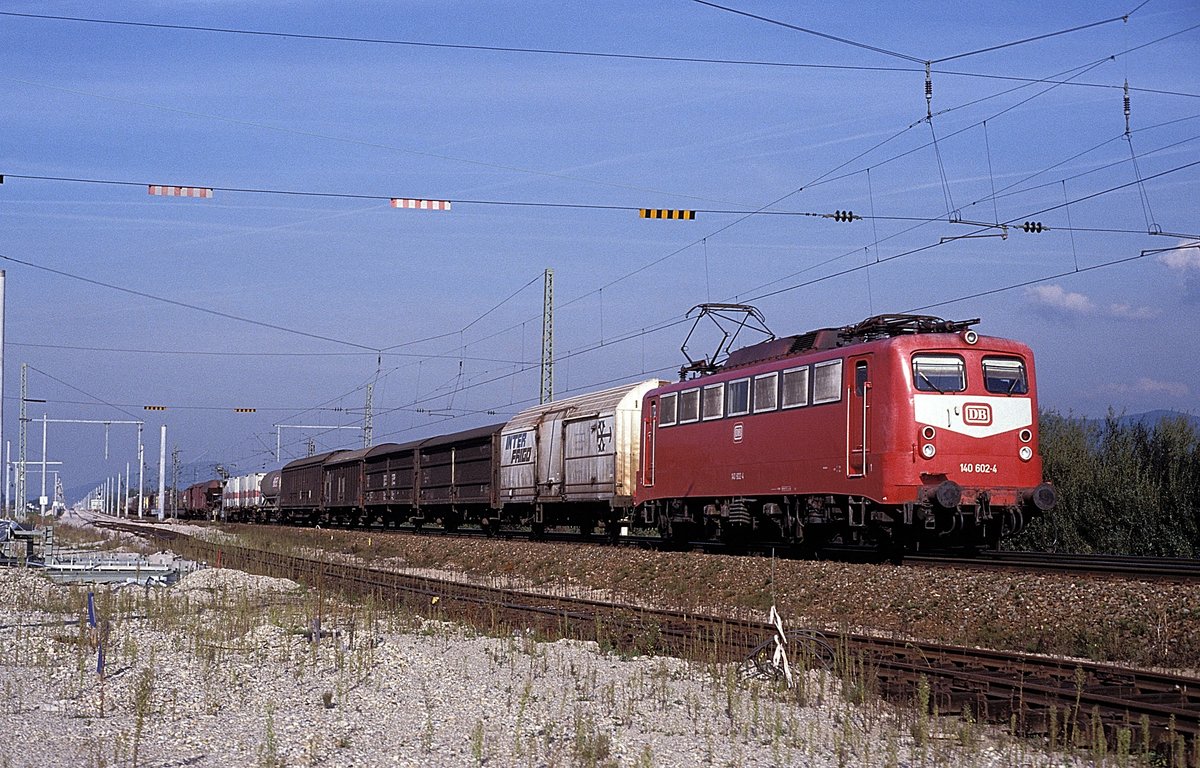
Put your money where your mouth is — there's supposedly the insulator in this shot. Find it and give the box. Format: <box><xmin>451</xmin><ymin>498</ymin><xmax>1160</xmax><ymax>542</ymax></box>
<box><xmin>924</xmin><ymin>62</ymin><xmax>933</xmax><ymax>120</ymax></box>
<box><xmin>1022</xmin><ymin>221</ymin><xmax>1044</xmax><ymax>233</ymax></box>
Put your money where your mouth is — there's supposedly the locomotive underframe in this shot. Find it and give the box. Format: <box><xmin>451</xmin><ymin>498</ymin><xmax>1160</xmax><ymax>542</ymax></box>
<box><xmin>641</xmin><ymin>486</ymin><xmax>1039</xmax><ymax>554</ymax></box>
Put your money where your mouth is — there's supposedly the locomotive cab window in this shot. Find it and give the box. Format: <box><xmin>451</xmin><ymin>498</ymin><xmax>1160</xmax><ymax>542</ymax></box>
<box><xmin>702</xmin><ymin>384</ymin><xmax>724</xmax><ymax>421</ymax></box>
<box><xmin>813</xmin><ymin>360</ymin><xmax>843</xmax><ymax>404</ymax></box>
<box><xmin>912</xmin><ymin>355</ymin><xmax>966</xmax><ymax>393</ymax></box>
<box><xmin>678</xmin><ymin>388</ymin><xmax>700</xmax><ymax>423</ymax></box>
<box><xmin>753</xmin><ymin>373</ymin><xmax>778</xmax><ymax>413</ymax></box>
<box><xmin>727</xmin><ymin>378</ymin><xmax>751</xmax><ymax>417</ymax></box>
<box><xmin>659</xmin><ymin>392</ymin><xmax>678</xmax><ymax>426</ymax></box>
<box><xmin>983</xmin><ymin>357</ymin><xmax>1028</xmax><ymax>394</ymax></box>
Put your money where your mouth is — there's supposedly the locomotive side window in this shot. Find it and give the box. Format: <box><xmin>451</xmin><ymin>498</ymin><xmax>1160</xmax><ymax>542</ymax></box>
<box><xmin>727</xmin><ymin>378</ymin><xmax>751</xmax><ymax>417</ymax></box>
<box><xmin>983</xmin><ymin>357</ymin><xmax>1028</xmax><ymax>394</ymax></box>
<box><xmin>813</xmin><ymin>359</ymin><xmax>844</xmax><ymax>404</ymax></box>
<box><xmin>781</xmin><ymin>366</ymin><xmax>809</xmax><ymax>409</ymax></box>
<box><xmin>912</xmin><ymin>355</ymin><xmax>966</xmax><ymax>392</ymax></box>
<box><xmin>702</xmin><ymin>384</ymin><xmax>724</xmax><ymax>421</ymax></box>
<box><xmin>753</xmin><ymin>373</ymin><xmax>778</xmax><ymax>413</ymax></box>
<box><xmin>678</xmin><ymin>388</ymin><xmax>700</xmax><ymax>423</ymax></box>
<box><xmin>659</xmin><ymin>392</ymin><xmax>678</xmax><ymax>426</ymax></box>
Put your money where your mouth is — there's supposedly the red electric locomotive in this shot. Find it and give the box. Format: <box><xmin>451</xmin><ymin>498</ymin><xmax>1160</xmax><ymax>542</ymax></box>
<box><xmin>635</xmin><ymin>314</ymin><xmax>1056</xmax><ymax>556</ymax></box>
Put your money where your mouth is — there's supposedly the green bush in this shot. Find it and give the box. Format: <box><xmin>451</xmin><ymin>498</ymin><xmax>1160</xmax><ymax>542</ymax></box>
<box><xmin>1014</xmin><ymin>411</ymin><xmax>1199</xmax><ymax>556</ymax></box>
<box><xmin>1012</xmin><ymin>410</ymin><xmax>1200</xmax><ymax>554</ymax></box>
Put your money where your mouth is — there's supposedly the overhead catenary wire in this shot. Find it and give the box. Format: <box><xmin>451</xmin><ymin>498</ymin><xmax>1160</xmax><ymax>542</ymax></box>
<box><xmin>689</xmin><ymin>0</ymin><xmax>924</xmax><ymax>63</ymax></box>
<box><xmin>6</xmin><ymin>341</ymin><xmax>530</xmax><ymax>363</ymax></box>
<box><xmin>12</xmin><ymin>9</ymin><xmax>1195</xmax><ymax>101</ymax></box>
<box><xmin>744</xmin><ymin>157</ymin><xmax>1200</xmax><ymax>305</ymax></box>
<box><xmin>16</xmin><ymin>9</ymin><xmax>1190</xmax><ymax>403</ymax></box>
<box><xmin>6</xmin><ymin>55</ymin><xmax>1187</xmax><ymax>387</ymax></box>
<box><xmin>0</xmin><ymin>253</ymin><xmax>380</xmax><ymax>353</ymax></box>
<box><xmin>25</xmin><ymin>366</ymin><xmax>141</xmax><ymax>421</ymax></box>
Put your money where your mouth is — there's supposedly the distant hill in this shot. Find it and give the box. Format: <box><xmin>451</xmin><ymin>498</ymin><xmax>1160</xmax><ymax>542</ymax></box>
<box><xmin>1119</xmin><ymin>410</ymin><xmax>1200</xmax><ymax>431</ymax></box>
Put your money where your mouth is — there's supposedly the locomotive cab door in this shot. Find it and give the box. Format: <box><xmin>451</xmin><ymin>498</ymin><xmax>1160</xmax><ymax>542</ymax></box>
<box><xmin>847</xmin><ymin>355</ymin><xmax>872</xmax><ymax>478</ymax></box>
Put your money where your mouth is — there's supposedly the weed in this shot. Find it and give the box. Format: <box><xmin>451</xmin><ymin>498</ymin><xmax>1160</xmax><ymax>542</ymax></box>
<box><xmin>132</xmin><ymin>666</ymin><xmax>154</xmax><ymax>767</ymax></box>
<box><xmin>470</xmin><ymin>719</ymin><xmax>485</xmax><ymax>766</ymax></box>
<box><xmin>257</xmin><ymin>705</ymin><xmax>283</xmax><ymax>768</ymax></box>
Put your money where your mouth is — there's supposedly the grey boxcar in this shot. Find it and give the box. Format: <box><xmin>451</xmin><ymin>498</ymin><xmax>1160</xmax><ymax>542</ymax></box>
<box><xmin>499</xmin><ymin>379</ymin><xmax>665</xmax><ymax>533</ymax></box>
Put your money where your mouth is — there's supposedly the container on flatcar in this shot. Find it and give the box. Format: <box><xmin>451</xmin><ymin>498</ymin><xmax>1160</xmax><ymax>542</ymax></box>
<box><xmin>500</xmin><ymin>379</ymin><xmax>665</xmax><ymax>532</ymax></box>
<box><xmin>221</xmin><ymin>472</ymin><xmax>265</xmax><ymax>521</ymax></box>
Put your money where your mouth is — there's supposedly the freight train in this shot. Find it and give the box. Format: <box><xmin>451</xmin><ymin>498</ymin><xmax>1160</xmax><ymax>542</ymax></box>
<box><xmin>181</xmin><ymin>314</ymin><xmax>1056</xmax><ymax>556</ymax></box>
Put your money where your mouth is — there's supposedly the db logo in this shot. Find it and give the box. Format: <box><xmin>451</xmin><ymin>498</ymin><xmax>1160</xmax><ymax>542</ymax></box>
<box><xmin>733</xmin><ymin>422</ymin><xmax>744</xmax><ymax>443</ymax></box>
<box><xmin>963</xmin><ymin>403</ymin><xmax>992</xmax><ymax>426</ymax></box>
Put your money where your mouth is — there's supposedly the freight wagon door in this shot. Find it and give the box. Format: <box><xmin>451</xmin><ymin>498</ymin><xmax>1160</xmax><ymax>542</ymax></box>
<box><xmin>847</xmin><ymin>355</ymin><xmax>872</xmax><ymax>478</ymax></box>
<box><xmin>562</xmin><ymin>413</ymin><xmax>615</xmax><ymax>500</ymax></box>
<box><xmin>535</xmin><ymin>409</ymin><xmax>568</xmax><ymax>500</ymax></box>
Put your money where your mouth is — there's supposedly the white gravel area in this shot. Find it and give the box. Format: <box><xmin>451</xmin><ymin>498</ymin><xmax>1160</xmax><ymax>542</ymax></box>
<box><xmin>0</xmin><ymin>564</ymin><xmax>1107</xmax><ymax>768</ymax></box>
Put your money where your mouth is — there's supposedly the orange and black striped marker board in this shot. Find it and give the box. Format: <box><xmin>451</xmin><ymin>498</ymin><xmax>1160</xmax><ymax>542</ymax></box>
<box><xmin>639</xmin><ymin>209</ymin><xmax>695</xmax><ymax>220</ymax></box>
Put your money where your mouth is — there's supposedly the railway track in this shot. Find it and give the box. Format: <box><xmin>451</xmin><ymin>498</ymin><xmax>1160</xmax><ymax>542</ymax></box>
<box><xmin>908</xmin><ymin>550</ymin><xmax>1200</xmax><ymax>582</ymax></box>
<box><xmin>102</xmin><ymin>519</ymin><xmax>1199</xmax><ymax>760</ymax></box>
<box><xmin>157</xmin><ymin>512</ymin><xmax>1200</xmax><ymax>582</ymax></box>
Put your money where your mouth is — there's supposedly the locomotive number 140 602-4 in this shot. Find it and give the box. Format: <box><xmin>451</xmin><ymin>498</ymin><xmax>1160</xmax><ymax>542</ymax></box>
<box><xmin>960</xmin><ymin>463</ymin><xmax>998</xmax><ymax>474</ymax></box>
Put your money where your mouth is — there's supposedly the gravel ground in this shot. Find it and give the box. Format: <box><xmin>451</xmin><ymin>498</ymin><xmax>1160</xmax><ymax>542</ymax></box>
<box><xmin>0</xmin><ymin>562</ymin><xmax>1105</xmax><ymax>768</ymax></box>
<box><xmin>231</xmin><ymin>525</ymin><xmax>1200</xmax><ymax>671</ymax></box>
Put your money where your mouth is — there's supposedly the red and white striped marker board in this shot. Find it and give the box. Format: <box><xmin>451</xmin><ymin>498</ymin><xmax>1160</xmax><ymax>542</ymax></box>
<box><xmin>390</xmin><ymin>198</ymin><xmax>451</xmax><ymax>211</ymax></box>
<box><xmin>148</xmin><ymin>185</ymin><xmax>213</xmax><ymax>198</ymax></box>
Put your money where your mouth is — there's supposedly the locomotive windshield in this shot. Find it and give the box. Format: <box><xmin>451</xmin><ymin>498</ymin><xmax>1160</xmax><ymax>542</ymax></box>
<box><xmin>982</xmin><ymin>357</ymin><xmax>1028</xmax><ymax>394</ymax></box>
<box><xmin>912</xmin><ymin>355</ymin><xmax>966</xmax><ymax>392</ymax></box>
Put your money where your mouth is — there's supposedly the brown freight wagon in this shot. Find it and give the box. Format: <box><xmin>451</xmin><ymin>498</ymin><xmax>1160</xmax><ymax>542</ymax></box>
<box><xmin>323</xmin><ymin>446</ymin><xmax>373</xmax><ymax>522</ymax></box>
<box><xmin>417</xmin><ymin>423</ymin><xmax>504</xmax><ymax>530</ymax></box>
<box><xmin>279</xmin><ymin>450</ymin><xmax>342</xmax><ymax>522</ymax></box>
<box><xmin>182</xmin><ymin>480</ymin><xmax>222</xmax><ymax>520</ymax></box>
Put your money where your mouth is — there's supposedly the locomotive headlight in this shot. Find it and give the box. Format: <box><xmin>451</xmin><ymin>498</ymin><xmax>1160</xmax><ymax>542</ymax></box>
<box><xmin>921</xmin><ymin>443</ymin><xmax>937</xmax><ymax>459</ymax></box>
<box><xmin>963</xmin><ymin>330</ymin><xmax>979</xmax><ymax>345</ymax></box>
<box><xmin>1019</xmin><ymin>429</ymin><xmax>1032</xmax><ymax>443</ymax></box>
<box><xmin>921</xmin><ymin>426</ymin><xmax>936</xmax><ymax>440</ymax></box>
<box><xmin>1019</xmin><ymin>446</ymin><xmax>1034</xmax><ymax>462</ymax></box>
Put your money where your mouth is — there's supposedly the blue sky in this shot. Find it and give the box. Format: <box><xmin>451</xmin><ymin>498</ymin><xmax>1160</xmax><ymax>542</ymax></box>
<box><xmin>1</xmin><ymin>0</ymin><xmax>1197</xmax><ymax>499</ymax></box>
